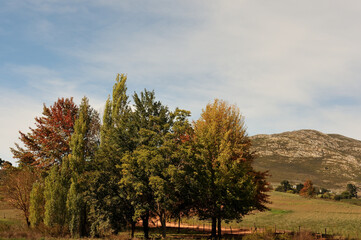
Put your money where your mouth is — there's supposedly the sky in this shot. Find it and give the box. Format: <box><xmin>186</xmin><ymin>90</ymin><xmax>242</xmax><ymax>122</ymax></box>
<box><xmin>1</xmin><ymin>1</ymin><xmax>361</xmax><ymax>165</ymax></box>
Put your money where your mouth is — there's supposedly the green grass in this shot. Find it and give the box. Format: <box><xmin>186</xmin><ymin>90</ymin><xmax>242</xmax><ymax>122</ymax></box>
<box><xmin>182</xmin><ymin>191</ymin><xmax>361</xmax><ymax>239</ymax></box>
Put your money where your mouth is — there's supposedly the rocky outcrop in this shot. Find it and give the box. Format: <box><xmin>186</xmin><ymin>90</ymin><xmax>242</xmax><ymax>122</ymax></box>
<box><xmin>250</xmin><ymin>129</ymin><xmax>361</xmax><ymax>191</ymax></box>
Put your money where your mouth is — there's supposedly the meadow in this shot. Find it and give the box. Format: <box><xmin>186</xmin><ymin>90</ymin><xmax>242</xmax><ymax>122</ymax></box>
<box><xmin>183</xmin><ymin>191</ymin><xmax>361</xmax><ymax>239</ymax></box>
<box><xmin>2</xmin><ymin>191</ymin><xmax>361</xmax><ymax>239</ymax></box>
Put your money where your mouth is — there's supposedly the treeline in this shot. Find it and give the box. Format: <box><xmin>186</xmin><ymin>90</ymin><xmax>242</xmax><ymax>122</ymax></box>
<box><xmin>275</xmin><ymin>180</ymin><xmax>358</xmax><ymax>200</ymax></box>
<box><xmin>1</xmin><ymin>74</ymin><xmax>269</xmax><ymax>239</ymax></box>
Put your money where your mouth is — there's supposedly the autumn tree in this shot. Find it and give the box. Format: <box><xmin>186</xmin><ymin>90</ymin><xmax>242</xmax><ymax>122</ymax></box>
<box><xmin>1</xmin><ymin>166</ymin><xmax>37</xmax><ymax>227</ymax></box>
<box><xmin>299</xmin><ymin>180</ymin><xmax>315</xmax><ymax>197</ymax></box>
<box><xmin>193</xmin><ymin>99</ymin><xmax>269</xmax><ymax>238</ymax></box>
<box><xmin>11</xmin><ymin>98</ymin><xmax>78</xmax><ymax>167</ymax></box>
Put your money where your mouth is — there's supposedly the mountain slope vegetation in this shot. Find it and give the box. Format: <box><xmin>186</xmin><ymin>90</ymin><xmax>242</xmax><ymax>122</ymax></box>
<box><xmin>251</xmin><ymin>129</ymin><xmax>361</xmax><ymax>191</ymax></box>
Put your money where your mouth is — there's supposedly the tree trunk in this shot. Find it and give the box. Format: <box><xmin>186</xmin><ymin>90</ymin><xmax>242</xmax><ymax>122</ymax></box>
<box><xmin>142</xmin><ymin>211</ymin><xmax>150</xmax><ymax>239</ymax></box>
<box><xmin>178</xmin><ymin>214</ymin><xmax>181</xmax><ymax>233</ymax></box>
<box><xmin>80</xmin><ymin>205</ymin><xmax>87</xmax><ymax>236</ymax></box>
<box><xmin>217</xmin><ymin>216</ymin><xmax>221</xmax><ymax>238</ymax></box>
<box><xmin>211</xmin><ymin>217</ymin><xmax>217</xmax><ymax>238</ymax></box>
<box><xmin>131</xmin><ymin>221</ymin><xmax>136</xmax><ymax>238</ymax></box>
<box><xmin>25</xmin><ymin>216</ymin><xmax>30</xmax><ymax>228</ymax></box>
<box><xmin>160</xmin><ymin>211</ymin><xmax>166</xmax><ymax>239</ymax></box>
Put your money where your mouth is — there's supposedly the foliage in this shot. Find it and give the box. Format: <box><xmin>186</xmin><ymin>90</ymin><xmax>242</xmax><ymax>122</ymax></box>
<box><xmin>43</xmin><ymin>164</ymin><xmax>69</xmax><ymax>229</ymax></box>
<box><xmin>193</xmin><ymin>99</ymin><xmax>269</xmax><ymax>237</ymax></box>
<box><xmin>275</xmin><ymin>180</ymin><xmax>293</xmax><ymax>192</ymax></box>
<box><xmin>299</xmin><ymin>180</ymin><xmax>315</xmax><ymax>197</ymax></box>
<box><xmin>346</xmin><ymin>183</ymin><xmax>357</xmax><ymax>198</ymax></box>
<box><xmin>11</xmin><ymin>98</ymin><xmax>78</xmax><ymax>167</ymax></box>
<box><xmin>120</xmin><ymin>90</ymin><xmax>194</xmax><ymax>238</ymax></box>
<box><xmin>87</xmin><ymin>74</ymin><xmax>131</xmax><ymax>237</ymax></box>
<box><xmin>29</xmin><ymin>181</ymin><xmax>45</xmax><ymax>227</ymax></box>
<box><xmin>66</xmin><ymin>96</ymin><xmax>100</xmax><ymax>237</ymax></box>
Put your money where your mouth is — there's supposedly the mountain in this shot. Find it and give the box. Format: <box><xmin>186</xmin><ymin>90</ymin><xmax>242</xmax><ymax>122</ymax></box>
<box><xmin>250</xmin><ymin>129</ymin><xmax>361</xmax><ymax>191</ymax></box>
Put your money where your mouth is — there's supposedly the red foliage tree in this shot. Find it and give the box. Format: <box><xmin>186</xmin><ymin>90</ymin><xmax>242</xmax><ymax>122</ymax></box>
<box><xmin>11</xmin><ymin>98</ymin><xmax>78</xmax><ymax>167</ymax></box>
<box><xmin>299</xmin><ymin>179</ymin><xmax>315</xmax><ymax>197</ymax></box>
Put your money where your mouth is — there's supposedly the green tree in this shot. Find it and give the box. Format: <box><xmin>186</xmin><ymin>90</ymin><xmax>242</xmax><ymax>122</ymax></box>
<box><xmin>193</xmin><ymin>99</ymin><xmax>269</xmax><ymax>238</ymax></box>
<box><xmin>275</xmin><ymin>180</ymin><xmax>292</xmax><ymax>192</ymax></box>
<box><xmin>44</xmin><ymin>164</ymin><xmax>69</xmax><ymax>230</ymax></box>
<box><xmin>295</xmin><ymin>183</ymin><xmax>304</xmax><ymax>193</ymax></box>
<box><xmin>29</xmin><ymin>181</ymin><xmax>45</xmax><ymax>227</ymax></box>
<box><xmin>121</xmin><ymin>90</ymin><xmax>172</xmax><ymax>238</ymax></box>
<box><xmin>66</xmin><ymin>96</ymin><xmax>100</xmax><ymax>237</ymax></box>
<box><xmin>121</xmin><ymin>90</ymin><xmax>196</xmax><ymax>239</ymax></box>
<box><xmin>87</xmin><ymin>74</ymin><xmax>133</xmax><ymax>237</ymax></box>
<box><xmin>346</xmin><ymin>183</ymin><xmax>357</xmax><ymax>198</ymax></box>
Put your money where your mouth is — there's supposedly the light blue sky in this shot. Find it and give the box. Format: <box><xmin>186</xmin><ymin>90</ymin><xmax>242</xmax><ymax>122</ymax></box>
<box><xmin>1</xmin><ymin>1</ymin><xmax>361</xmax><ymax>165</ymax></box>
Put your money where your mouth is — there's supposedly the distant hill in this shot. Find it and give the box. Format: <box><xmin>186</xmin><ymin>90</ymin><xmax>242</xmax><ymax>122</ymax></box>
<box><xmin>250</xmin><ymin>129</ymin><xmax>361</xmax><ymax>191</ymax></box>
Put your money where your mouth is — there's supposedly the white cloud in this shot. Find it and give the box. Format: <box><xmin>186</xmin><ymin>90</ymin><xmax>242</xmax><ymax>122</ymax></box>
<box><xmin>2</xmin><ymin>0</ymin><xmax>361</xmax><ymax>162</ymax></box>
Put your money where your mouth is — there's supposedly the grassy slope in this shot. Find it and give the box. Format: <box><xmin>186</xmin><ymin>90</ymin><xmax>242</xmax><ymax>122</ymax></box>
<box><xmin>0</xmin><ymin>194</ymin><xmax>23</xmax><ymax>230</ymax></box>
<box><xmin>234</xmin><ymin>191</ymin><xmax>361</xmax><ymax>238</ymax></box>
<box><xmin>184</xmin><ymin>191</ymin><xmax>361</xmax><ymax>238</ymax></box>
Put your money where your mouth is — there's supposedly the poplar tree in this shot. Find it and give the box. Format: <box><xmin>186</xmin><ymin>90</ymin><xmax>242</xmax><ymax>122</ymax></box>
<box><xmin>29</xmin><ymin>181</ymin><xmax>45</xmax><ymax>227</ymax></box>
<box><xmin>66</xmin><ymin>96</ymin><xmax>100</xmax><ymax>237</ymax></box>
<box><xmin>44</xmin><ymin>165</ymin><xmax>69</xmax><ymax>230</ymax></box>
<box><xmin>88</xmin><ymin>74</ymin><xmax>133</xmax><ymax>236</ymax></box>
<box><xmin>193</xmin><ymin>99</ymin><xmax>269</xmax><ymax>238</ymax></box>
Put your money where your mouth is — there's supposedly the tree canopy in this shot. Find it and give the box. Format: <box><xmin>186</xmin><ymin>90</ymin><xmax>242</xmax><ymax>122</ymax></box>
<box><xmin>6</xmin><ymin>75</ymin><xmax>269</xmax><ymax>239</ymax></box>
<box><xmin>11</xmin><ymin>98</ymin><xmax>78</xmax><ymax>167</ymax></box>
<box><xmin>193</xmin><ymin>99</ymin><xmax>269</xmax><ymax>237</ymax></box>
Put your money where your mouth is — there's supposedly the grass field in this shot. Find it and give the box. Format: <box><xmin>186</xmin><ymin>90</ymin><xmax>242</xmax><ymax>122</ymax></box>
<box><xmin>2</xmin><ymin>191</ymin><xmax>361</xmax><ymax>239</ymax></box>
<box><xmin>183</xmin><ymin>191</ymin><xmax>361</xmax><ymax>238</ymax></box>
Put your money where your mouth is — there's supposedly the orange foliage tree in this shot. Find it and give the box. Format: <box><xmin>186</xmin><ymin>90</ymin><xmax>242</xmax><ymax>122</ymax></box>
<box><xmin>299</xmin><ymin>179</ymin><xmax>315</xmax><ymax>197</ymax></box>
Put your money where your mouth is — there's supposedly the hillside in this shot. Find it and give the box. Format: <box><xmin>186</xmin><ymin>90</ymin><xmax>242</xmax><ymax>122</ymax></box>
<box><xmin>250</xmin><ymin>129</ymin><xmax>361</xmax><ymax>191</ymax></box>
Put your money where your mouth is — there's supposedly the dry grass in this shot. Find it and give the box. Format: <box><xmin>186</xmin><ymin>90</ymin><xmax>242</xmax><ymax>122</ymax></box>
<box><xmin>183</xmin><ymin>191</ymin><xmax>361</xmax><ymax>239</ymax></box>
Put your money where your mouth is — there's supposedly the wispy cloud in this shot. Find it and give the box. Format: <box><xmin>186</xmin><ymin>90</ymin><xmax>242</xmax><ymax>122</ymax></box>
<box><xmin>2</xmin><ymin>1</ymin><xmax>361</xmax><ymax>164</ymax></box>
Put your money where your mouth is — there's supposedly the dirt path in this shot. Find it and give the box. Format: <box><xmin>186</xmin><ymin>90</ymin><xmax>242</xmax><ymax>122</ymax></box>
<box><xmin>147</xmin><ymin>220</ymin><xmax>253</xmax><ymax>235</ymax></box>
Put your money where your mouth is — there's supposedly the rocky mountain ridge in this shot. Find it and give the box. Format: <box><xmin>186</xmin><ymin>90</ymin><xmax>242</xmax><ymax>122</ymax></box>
<box><xmin>250</xmin><ymin>129</ymin><xmax>361</xmax><ymax>191</ymax></box>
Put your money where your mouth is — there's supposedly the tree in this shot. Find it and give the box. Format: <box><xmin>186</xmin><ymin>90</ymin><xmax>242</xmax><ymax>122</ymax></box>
<box><xmin>295</xmin><ymin>183</ymin><xmax>304</xmax><ymax>193</ymax></box>
<box><xmin>1</xmin><ymin>166</ymin><xmax>37</xmax><ymax>227</ymax></box>
<box><xmin>346</xmin><ymin>183</ymin><xmax>357</xmax><ymax>198</ymax></box>
<box><xmin>11</xmin><ymin>98</ymin><xmax>78</xmax><ymax>167</ymax></box>
<box><xmin>43</xmin><ymin>164</ymin><xmax>70</xmax><ymax>230</ymax></box>
<box><xmin>29</xmin><ymin>181</ymin><xmax>45</xmax><ymax>227</ymax></box>
<box><xmin>0</xmin><ymin>157</ymin><xmax>4</xmax><ymax>168</ymax></box>
<box><xmin>299</xmin><ymin>180</ymin><xmax>315</xmax><ymax>197</ymax></box>
<box><xmin>87</xmin><ymin>74</ymin><xmax>133</xmax><ymax>237</ymax></box>
<box><xmin>121</xmin><ymin>89</ymin><xmax>179</xmax><ymax>239</ymax></box>
<box><xmin>275</xmin><ymin>180</ymin><xmax>292</xmax><ymax>192</ymax></box>
<box><xmin>193</xmin><ymin>99</ymin><xmax>269</xmax><ymax>238</ymax></box>
<box><xmin>67</xmin><ymin>96</ymin><xmax>100</xmax><ymax>237</ymax></box>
